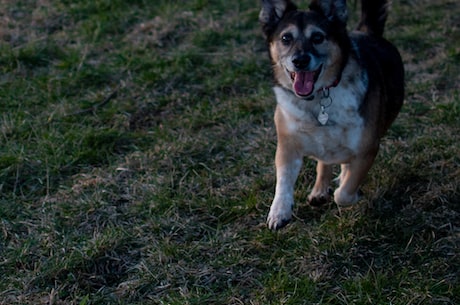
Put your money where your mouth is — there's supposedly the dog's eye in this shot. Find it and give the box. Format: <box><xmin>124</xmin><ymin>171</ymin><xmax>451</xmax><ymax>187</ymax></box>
<box><xmin>281</xmin><ymin>33</ymin><xmax>293</xmax><ymax>45</ymax></box>
<box><xmin>311</xmin><ymin>32</ymin><xmax>325</xmax><ymax>44</ymax></box>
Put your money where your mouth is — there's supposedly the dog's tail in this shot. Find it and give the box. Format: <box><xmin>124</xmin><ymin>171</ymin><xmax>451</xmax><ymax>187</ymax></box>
<box><xmin>356</xmin><ymin>0</ymin><xmax>390</xmax><ymax>37</ymax></box>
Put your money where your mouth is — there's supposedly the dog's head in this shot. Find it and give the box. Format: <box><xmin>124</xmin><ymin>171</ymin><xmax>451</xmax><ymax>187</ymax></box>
<box><xmin>260</xmin><ymin>0</ymin><xmax>350</xmax><ymax>98</ymax></box>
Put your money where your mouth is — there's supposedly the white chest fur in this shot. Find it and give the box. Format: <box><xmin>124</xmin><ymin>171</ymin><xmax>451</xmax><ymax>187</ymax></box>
<box><xmin>274</xmin><ymin>84</ymin><xmax>366</xmax><ymax>164</ymax></box>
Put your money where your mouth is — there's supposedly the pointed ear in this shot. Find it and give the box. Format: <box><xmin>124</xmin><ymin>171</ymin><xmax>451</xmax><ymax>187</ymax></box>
<box><xmin>309</xmin><ymin>0</ymin><xmax>348</xmax><ymax>25</ymax></box>
<box><xmin>259</xmin><ymin>0</ymin><xmax>297</xmax><ymax>37</ymax></box>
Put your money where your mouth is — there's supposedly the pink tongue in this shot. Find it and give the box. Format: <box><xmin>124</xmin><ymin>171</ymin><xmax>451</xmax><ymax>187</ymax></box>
<box><xmin>293</xmin><ymin>71</ymin><xmax>315</xmax><ymax>96</ymax></box>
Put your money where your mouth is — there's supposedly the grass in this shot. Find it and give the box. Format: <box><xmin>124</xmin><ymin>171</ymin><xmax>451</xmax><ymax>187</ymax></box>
<box><xmin>0</xmin><ymin>0</ymin><xmax>459</xmax><ymax>304</ymax></box>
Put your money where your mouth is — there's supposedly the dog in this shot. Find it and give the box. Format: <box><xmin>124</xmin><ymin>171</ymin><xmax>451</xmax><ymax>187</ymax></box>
<box><xmin>259</xmin><ymin>0</ymin><xmax>404</xmax><ymax>229</ymax></box>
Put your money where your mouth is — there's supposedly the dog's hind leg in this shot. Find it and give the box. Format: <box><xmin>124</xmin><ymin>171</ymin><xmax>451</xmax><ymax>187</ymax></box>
<box><xmin>334</xmin><ymin>152</ymin><xmax>376</xmax><ymax>206</ymax></box>
<box><xmin>308</xmin><ymin>161</ymin><xmax>333</xmax><ymax>206</ymax></box>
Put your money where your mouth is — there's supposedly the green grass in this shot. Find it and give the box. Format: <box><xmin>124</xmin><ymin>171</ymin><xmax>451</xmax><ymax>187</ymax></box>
<box><xmin>0</xmin><ymin>0</ymin><xmax>459</xmax><ymax>304</ymax></box>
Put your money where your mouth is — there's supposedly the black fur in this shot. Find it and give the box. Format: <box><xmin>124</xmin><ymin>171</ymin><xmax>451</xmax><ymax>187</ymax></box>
<box><xmin>260</xmin><ymin>0</ymin><xmax>297</xmax><ymax>39</ymax></box>
<box><xmin>309</xmin><ymin>0</ymin><xmax>348</xmax><ymax>25</ymax></box>
<box><xmin>356</xmin><ymin>0</ymin><xmax>390</xmax><ymax>37</ymax></box>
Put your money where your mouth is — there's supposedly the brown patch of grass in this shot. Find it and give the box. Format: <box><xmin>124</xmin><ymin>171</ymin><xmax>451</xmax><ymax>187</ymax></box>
<box><xmin>0</xmin><ymin>0</ymin><xmax>459</xmax><ymax>304</ymax></box>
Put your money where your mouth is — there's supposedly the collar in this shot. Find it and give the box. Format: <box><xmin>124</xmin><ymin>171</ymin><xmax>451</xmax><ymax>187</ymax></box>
<box><xmin>305</xmin><ymin>78</ymin><xmax>340</xmax><ymax>101</ymax></box>
<box><xmin>320</xmin><ymin>78</ymin><xmax>340</xmax><ymax>91</ymax></box>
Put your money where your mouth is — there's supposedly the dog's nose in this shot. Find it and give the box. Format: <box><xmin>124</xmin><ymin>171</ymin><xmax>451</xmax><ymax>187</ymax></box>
<box><xmin>292</xmin><ymin>54</ymin><xmax>310</xmax><ymax>70</ymax></box>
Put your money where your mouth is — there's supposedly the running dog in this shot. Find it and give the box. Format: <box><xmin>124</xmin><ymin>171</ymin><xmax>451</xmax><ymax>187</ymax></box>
<box><xmin>259</xmin><ymin>0</ymin><xmax>404</xmax><ymax>229</ymax></box>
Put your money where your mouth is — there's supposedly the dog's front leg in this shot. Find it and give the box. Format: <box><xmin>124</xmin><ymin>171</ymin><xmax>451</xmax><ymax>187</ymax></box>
<box><xmin>267</xmin><ymin>139</ymin><xmax>302</xmax><ymax>230</ymax></box>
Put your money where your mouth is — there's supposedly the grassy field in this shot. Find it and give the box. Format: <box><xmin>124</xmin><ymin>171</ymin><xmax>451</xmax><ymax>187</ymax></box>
<box><xmin>0</xmin><ymin>0</ymin><xmax>459</xmax><ymax>304</ymax></box>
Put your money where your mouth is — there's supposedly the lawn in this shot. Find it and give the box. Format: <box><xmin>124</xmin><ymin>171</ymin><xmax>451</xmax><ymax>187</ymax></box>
<box><xmin>0</xmin><ymin>0</ymin><xmax>459</xmax><ymax>304</ymax></box>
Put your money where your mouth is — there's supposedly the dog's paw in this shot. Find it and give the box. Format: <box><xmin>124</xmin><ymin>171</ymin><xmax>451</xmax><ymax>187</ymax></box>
<box><xmin>266</xmin><ymin>199</ymin><xmax>293</xmax><ymax>230</ymax></box>
<box><xmin>333</xmin><ymin>188</ymin><xmax>361</xmax><ymax>207</ymax></box>
<box><xmin>267</xmin><ymin>214</ymin><xmax>291</xmax><ymax>230</ymax></box>
<box><xmin>308</xmin><ymin>188</ymin><xmax>333</xmax><ymax>206</ymax></box>
<box><xmin>308</xmin><ymin>195</ymin><xmax>330</xmax><ymax>206</ymax></box>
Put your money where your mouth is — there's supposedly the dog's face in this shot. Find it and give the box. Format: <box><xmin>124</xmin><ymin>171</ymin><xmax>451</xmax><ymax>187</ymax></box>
<box><xmin>260</xmin><ymin>0</ymin><xmax>349</xmax><ymax>98</ymax></box>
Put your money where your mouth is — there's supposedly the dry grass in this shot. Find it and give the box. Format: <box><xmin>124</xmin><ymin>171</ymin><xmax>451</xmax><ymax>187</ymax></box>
<box><xmin>0</xmin><ymin>0</ymin><xmax>459</xmax><ymax>304</ymax></box>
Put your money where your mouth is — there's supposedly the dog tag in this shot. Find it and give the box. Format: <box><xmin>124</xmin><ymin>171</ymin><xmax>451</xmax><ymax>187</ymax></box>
<box><xmin>318</xmin><ymin>106</ymin><xmax>328</xmax><ymax>125</ymax></box>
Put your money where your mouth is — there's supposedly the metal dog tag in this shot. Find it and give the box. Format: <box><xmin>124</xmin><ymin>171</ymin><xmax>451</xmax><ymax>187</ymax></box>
<box><xmin>318</xmin><ymin>106</ymin><xmax>329</xmax><ymax>125</ymax></box>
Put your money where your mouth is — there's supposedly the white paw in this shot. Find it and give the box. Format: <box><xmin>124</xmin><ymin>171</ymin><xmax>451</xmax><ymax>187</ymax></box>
<box><xmin>333</xmin><ymin>187</ymin><xmax>360</xmax><ymax>207</ymax></box>
<box><xmin>266</xmin><ymin>196</ymin><xmax>293</xmax><ymax>230</ymax></box>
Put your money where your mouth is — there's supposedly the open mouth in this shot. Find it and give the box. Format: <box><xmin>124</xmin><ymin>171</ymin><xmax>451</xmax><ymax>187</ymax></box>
<box><xmin>289</xmin><ymin>65</ymin><xmax>322</xmax><ymax>97</ymax></box>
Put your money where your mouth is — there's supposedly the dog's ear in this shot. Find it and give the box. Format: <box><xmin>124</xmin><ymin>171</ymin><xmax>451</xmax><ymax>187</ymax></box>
<box><xmin>259</xmin><ymin>0</ymin><xmax>297</xmax><ymax>38</ymax></box>
<box><xmin>309</xmin><ymin>0</ymin><xmax>347</xmax><ymax>25</ymax></box>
